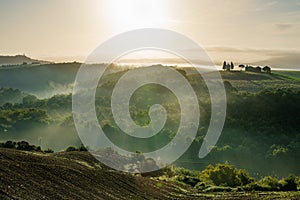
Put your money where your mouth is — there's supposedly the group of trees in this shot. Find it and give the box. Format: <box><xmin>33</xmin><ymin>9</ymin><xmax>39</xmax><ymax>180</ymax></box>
<box><xmin>174</xmin><ymin>87</ymin><xmax>300</xmax><ymax>177</ymax></box>
<box><xmin>0</xmin><ymin>108</ymin><xmax>49</xmax><ymax>132</ymax></box>
<box><xmin>0</xmin><ymin>87</ymin><xmax>24</xmax><ymax>105</ymax></box>
<box><xmin>0</xmin><ymin>140</ymin><xmax>42</xmax><ymax>152</ymax></box>
<box><xmin>223</xmin><ymin>61</ymin><xmax>271</xmax><ymax>73</ymax></box>
<box><xmin>222</xmin><ymin>61</ymin><xmax>234</xmax><ymax>71</ymax></box>
<box><xmin>242</xmin><ymin>65</ymin><xmax>271</xmax><ymax>73</ymax></box>
<box><xmin>65</xmin><ymin>144</ymin><xmax>88</xmax><ymax>152</ymax></box>
<box><xmin>160</xmin><ymin>163</ymin><xmax>299</xmax><ymax>192</ymax></box>
<box><xmin>0</xmin><ymin>140</ymin><xmax>90</xmax><ymax>153</ymax></box>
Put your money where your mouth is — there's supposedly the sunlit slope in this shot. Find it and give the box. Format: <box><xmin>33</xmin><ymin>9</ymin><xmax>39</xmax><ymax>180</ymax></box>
<box><xmin>219</xmin><ymin>71</ymin><xmax>300</xmax><ymax>93</ymax></box>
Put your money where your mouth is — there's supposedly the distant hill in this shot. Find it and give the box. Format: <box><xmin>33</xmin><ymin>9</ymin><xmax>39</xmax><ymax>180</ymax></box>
<box><xmin>186</xmin><ymin>69</ymin><xmax>300</xmax><ymax>93</ymax></box>
<box><xmin>0</xmin><ymin>63</ymin><xmax>81</xmax><ymax>98</ymax></box>
<box><xmin>0</xmin><ymin>55</ymin><xmax>50</xmax><ymax>66</ymax></box>
<box><xmin>0</xmin><ymin>63</ymin><xmax>118</xmax><ymax>98</ymax></box>
<box><xmin>0</xmin><ymin>63</ymin><xmax>299</xmax><ymax>98</ymax></box>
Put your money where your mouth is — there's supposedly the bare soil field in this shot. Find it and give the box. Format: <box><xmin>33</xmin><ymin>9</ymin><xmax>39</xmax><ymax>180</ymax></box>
<box><xmin>1</xmin><ymin>148</ymin><xmax>300</xmax><ymax>199</ymax></box>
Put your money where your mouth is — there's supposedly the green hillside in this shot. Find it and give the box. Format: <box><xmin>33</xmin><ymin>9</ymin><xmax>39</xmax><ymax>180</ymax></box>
<box><xmin>0</xmin><ymin>65</ymin><xmax>299</xmax><ymax>178</ymax></box>
<box><xmin>220</xmin><ymin>70</ymin><xmax>300</xmax><ymax>93</ymax></box>
<box><xmin>272</xmin><ymin>70</ymin><xmax>300</xmax><ymax>81</ymax></box>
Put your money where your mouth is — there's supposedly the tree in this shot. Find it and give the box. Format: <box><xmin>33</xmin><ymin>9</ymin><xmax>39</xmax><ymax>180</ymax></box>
<box><xmin>256</xmin><ymin>66</ymin><xmax>262</xmax><ymax>72</ymax></box>
<box><xmin>22</xmin><ymin>95</ymin><xmax>38</xmax><ymax>106</ymax></box>
<box><xmin>16</xmin><ymin>141</ymin><xmax>32</xmax><ymax>151</ymax></box>
<box><xmin>238</xmin><ymin>64</ymin><xmax>245</xmax><ymax>71</ymax></box>
<box><xmin>222</xmin><ymin>61</ymin><xmax>227</xmax><ymax>70</ymax></box>
<box><xmin>0</xmin><ymin>141</ymin><xmax>16</xmax><ymax>148</ymax></box>
<box><xmin>79</xmin><ymin>143</ymin><xmax>88</xmax><ymax>151</ymax></box>
<box><xmin>280</xmin><ymin>175</ymin><xmax>298</xmax><ymax>191</ymax></box>
<box><xmin>230</xmin><ymin>62</ymin><xmax>234</xmax><ymax>70</ymax></box>
<box><xmin>44</xmin><ymin>148</ymin><xmax>54</xmax><ymax>153</ymax></box>
<box><xmin>262</xmin><ymin>66</ymin><xmax>271</xmax><ymax>73</ymax></box>
<box><xmin>65</xmin><ymin>146</ymin><xmax>78</xmax><ymax>152</ymax></box>
<box><xmin>201</xmin><ymin>164</ymin><xmax>253</xmax><ymax>187</ymax></box>
<box><xmin>16</xmin><ymin>141</ymin><xmax>40</xmax><ymax>151</ymax></box>
<box><xmin>223</xmin><ymin>61</ymin><xmax>233</xmax><ymax>71</ymax></box>
<box><xmin>201</xmin><ymin>164</ymin><xmax>237</xmax><ymax>187</ymax></box>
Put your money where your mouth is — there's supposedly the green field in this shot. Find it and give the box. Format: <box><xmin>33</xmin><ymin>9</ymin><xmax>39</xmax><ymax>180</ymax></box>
<box><xmin>272</xmin><ymin>70</ymin><xmax>300</xmax><ymax>81</ymax></box>
<box><xmin>220</xmin><ymin>70</ymin><xmax>300</xmax><ymax>93</ymax></box>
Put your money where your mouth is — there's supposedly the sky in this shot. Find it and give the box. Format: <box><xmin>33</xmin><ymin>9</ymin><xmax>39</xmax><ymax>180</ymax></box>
<box><xmin>0</xmin><ymin>0</ymin><xmax>300</xmax><ymax>69</ymax></box>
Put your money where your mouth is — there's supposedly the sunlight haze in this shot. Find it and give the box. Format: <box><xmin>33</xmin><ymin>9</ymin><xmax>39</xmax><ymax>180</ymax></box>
<box><xmin>0</xmin><ymin>0</ymin><xmax>300</xmax><ymax>69</ymax></box>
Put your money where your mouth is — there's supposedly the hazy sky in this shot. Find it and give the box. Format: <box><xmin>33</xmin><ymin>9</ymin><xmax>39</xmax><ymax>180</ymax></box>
<box><xmin>1</xmin><ymin>0</ymin><xmax>300</xmax><ymax>68</ymax></box>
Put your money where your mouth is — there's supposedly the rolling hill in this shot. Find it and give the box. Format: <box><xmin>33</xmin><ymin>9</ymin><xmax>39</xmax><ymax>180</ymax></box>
<box><xmin>1</xmin><ymin>148</ymin><xmax>300</xmax><ymax>200</ymax></box>
<box><xmin>0</xmin><ymin>55</ymin><xmax>50</xmax><ymax>66</ymax></box>
<box><xmin>0</xmin><ymin>148</ymin><xmax>197</xmax><ymax>200</ymax></box>
<box><xmin>0</xmin><ymin>63</ymin><xmax>299</xmax><ymax>99</ymax></box>
<box><xmin>220</xmin><ymin>70</ymin><xmax>300</xmax><ymax>93</ymax></box>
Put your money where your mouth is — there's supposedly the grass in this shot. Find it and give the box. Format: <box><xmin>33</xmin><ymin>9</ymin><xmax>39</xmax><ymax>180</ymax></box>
<box><xmin>217</xmin><ymin>70</ymin><xmax>300</xmax><ymax>93</ymax></box>
<box><xmin>272</xmin><ymin>70</ymin><xmax>300</xmax><ymax>81</ymax></box>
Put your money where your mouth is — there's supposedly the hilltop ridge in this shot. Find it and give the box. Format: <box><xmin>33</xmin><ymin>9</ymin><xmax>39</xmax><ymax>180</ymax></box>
<box><xmin>0</xmin><ymin>55</ymin><xmax>50</xmax><ymax>66</ymax></box>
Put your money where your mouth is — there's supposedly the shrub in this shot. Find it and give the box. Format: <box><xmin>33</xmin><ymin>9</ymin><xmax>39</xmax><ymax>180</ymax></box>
<box><xmin>280</xmin><ymin>175</ymin><xmax>299</xmax><ymax>191</ymax></box>
<box><xmin>78</xmin><ymin>144</ymin><xmax>88</xmax><ymax>151</ymax></box>
<box><xmin>201</xmin><ymin>164</ymin><xmax>254</xmax><ymax>187</ymax></box>
<box><xmin>0</xmin><ymin>140</ymin><xmax>42</xmax><ymax>152</ymax></box>
<box><xmin>16</xmin><ymin>141</ymin><xmax>41</xmax><ymax>152</ymax></box>
<box><xmin>156</xmin><ymin>165</ymin><xmax>176</xmax><ymax>178</ymax></box>
<box><xmin>243</xmin><ymin>182</ymin><xmax>271</xmax><ymax>191</ymax></box>
<box><xmin>236</xmin><ymin>169</ymin><xmax>254</xmax><ymax>186</ymax></box>
<box><xmin>65</xmin><ymin>146</ymin><xmax>78</xmax><ymax>152</ymax></box>
<box><xmin>0</xmin><ymin>141</ymin><xmax>16</xmax><ymax>148</ymax></box>
<box><xmin>203</xmin><ymin>186</ymin><xmax>234</xmax><ymax>192</ymax></box>
<box><xmin>44</xmin><ymin>148</ymin><xmax>54</xmax><ymax>153</ymax></box>
<box><xmin>176</xmin><ymin>176</ymin><xmax>201</xmax><ymax>187</ymax></box>
<box><xmin>194</xmin><ymin>181</ymin><xmax>211</xmax><ymax>190</ymax></box>
<box><xmin>257</xmin><ymin>176</ymin><xmax>281</xmax><ymax>191</ymax></box>
<box><xmin>16</xmin><ymin>141</ymin><xmax>33</xmax><ymax>151</ymax></box>
<box><xmin>244</xmin><ymin>175</ymin><xmax>299</xmax><ymax>191</ymax></box>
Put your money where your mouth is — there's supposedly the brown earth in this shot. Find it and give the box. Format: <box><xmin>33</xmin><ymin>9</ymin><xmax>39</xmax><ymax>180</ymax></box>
<box><xmin>1</xmin><ymin>148</ymin><xmax>300</xmax><ymax>200</ymax></box>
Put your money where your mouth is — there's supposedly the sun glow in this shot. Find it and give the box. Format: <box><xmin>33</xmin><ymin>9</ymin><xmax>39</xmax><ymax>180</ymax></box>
<box><xmin>102</xmin><ymin>0</ymin><xmax>170</xmax><ymax>31</ymax></box>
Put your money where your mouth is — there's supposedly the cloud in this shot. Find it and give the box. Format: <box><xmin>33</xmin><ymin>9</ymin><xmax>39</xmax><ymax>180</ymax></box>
<box><xmin>253</xmin><ymin>52</ymin><xmax>300</xmax><ymax>69</ymax></box>
<box><xmin>116</xmin><ymin>46</ymin><xmax>300</xmax><ymax>70</ymax></box>
<box><xmin>254</xmin><ymin>1</ymin><xmax>278</xmax><ymax>12</ymax></box>
<box><xmin>275</xmin><ymin>23</ymin><xmax>295</xmax><ymax>30</ymax></box>
<box><xmin>205</xmin><ymin>46</ymin><xmax>297</xmax><ymax>55</ymax></box>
